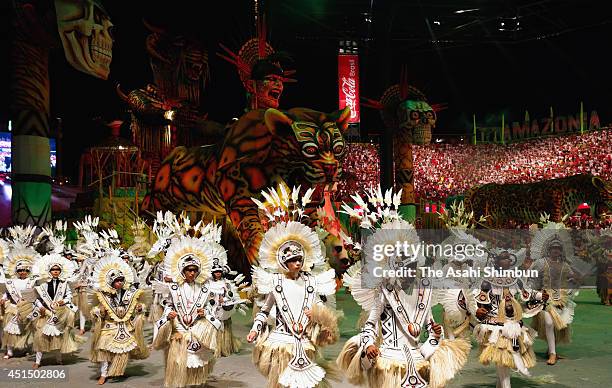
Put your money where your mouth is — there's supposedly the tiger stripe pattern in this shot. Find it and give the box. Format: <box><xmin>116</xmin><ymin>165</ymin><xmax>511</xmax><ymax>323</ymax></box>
<box><xmin>143</xmin><ymin>107</ymin><xmax>351</xmax><ymax>270</ymax></box>
<box><xmin>464</xmin><ymin>174</ymin><xmax>612</xmax><ymax>226</ymax></box>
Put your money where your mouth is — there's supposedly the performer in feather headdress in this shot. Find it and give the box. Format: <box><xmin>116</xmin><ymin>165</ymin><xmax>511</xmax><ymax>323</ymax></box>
<box><xmin>0</xmin><ymin>243</ymin><xmax>39</xmax><ymax>358</ymax></box>
<box><xmin>336</xmin><ymin>186</ymin><xmax>470</xmax><ymax>388</ymax></box>
<box><xmin>146</xmin><ymin>210</ymin><xmax>180</xmax><ymax>342</ymax></box>
<box><xmin>152</xmin><ymin>234</ymin><xmax>219</xmax><ymax>388</ymax></box>
<box><xmin>127</xmin><ymin>219</ymin><xmax>152</xmax><ymax>289</ymax></box>
<box><xmin>472</xmin><ymin>245</ymin><xmax>546</xmax><ymax>388</ymax></box>
<box><xmin>89</xmin><ymin>253</ymin><xmax>150</xmax><ymax>385</ymax></box>
<box><xmin>246</xmin><ymin>184</ymin><xmax>339</xmax><ymax>388</ymax></box>
<box><xmin>431</xmin><ymin>228</ymin><xmax>483</xmax><ymax>341</ymax></box>
<box><xmin>199</xmin><ymin>222</ymin><xmax>248</xmax><ymax>357</ymax></box>
<box><xmin>30</xmin><ymin>251</ymin><xmax>81</xmax><ymax>368</ymax></box>
<box><xmin>73</xmin><ymin>215</ymin><xmax>102</xmax><ymax>334</ymax></box>
<box><xmin>1</xmin><ymin>226</ymin><xmax>37</xmax><ymax>344</ymax></box>
<box><xmin>528</xmin><ymin>220</ymin><xmax>579</xmax><ymax>365</ymax></box>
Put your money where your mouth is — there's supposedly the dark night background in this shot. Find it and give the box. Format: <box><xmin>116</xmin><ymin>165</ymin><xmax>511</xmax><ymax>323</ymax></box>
<box><xmin>2</xmin><ymin>0</ymin><xmax>611</xmax><ymax>182</ymax></box>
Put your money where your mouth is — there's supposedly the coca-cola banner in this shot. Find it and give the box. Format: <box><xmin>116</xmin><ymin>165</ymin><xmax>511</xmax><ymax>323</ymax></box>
<box><xmin>338</xmin><ymin>54</ymin><xmax>360</xmax><ymax>123</ymax></box>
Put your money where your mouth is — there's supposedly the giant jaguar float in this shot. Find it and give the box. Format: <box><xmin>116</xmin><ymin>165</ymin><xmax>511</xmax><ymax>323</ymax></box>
<box><xmin>142</xmin><ymin>107</ymin><xmax>351</xmax><ymax>273</ymax></box>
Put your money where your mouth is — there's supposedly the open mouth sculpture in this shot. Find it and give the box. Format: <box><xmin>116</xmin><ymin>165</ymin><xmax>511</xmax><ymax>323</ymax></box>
<box><xmin>256</xmin><ymin>84</ymin><xmax>283</xmax><ymax>109</ymax></box>
<box><xmin>269</xmin><ymin>88</ymin><xmax>281</xmax><ymax>100</ymax></box>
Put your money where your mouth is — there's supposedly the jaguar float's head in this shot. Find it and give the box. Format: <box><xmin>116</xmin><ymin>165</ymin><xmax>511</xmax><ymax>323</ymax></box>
<box><xmin>264</xmin><ymin>107</ymin><xmax>351</xmax><ymax>185</ymax></box>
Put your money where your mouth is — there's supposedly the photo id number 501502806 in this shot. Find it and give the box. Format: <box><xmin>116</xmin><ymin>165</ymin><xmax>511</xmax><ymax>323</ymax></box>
<box><xmin>0</xmin><ymin>367</ymin><xmax>69</xmax><ymax>381</ymax></box>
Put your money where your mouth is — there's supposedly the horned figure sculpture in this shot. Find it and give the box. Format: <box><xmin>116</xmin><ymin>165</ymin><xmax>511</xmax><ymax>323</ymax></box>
<box><xmin>117</xmin><ymin>19</ymin><xmax>223</xmax><ymax>163</ymax></box>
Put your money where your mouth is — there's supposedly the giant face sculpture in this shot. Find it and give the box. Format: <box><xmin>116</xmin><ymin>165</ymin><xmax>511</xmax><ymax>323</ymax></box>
<box><xmin>397</xmin><ymin>100</ymin><xmax>437</xmax><ymax>145</ymax></box>
<box><xmin>252</xmin><ymin>74</ymin><xmax>284</xmax><ymax>109</ymax></box>
<box><xmin>55</xmin><ymin>0</ymin><xmax>113</xmax><ymax>80</ymax></box>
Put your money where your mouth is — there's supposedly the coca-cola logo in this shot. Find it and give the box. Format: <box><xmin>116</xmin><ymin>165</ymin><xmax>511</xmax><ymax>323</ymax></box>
<box><xmin>341</xmin><ymin>77</ymin><xmax>358</xmax><ymax>119</ymax></box>
<box><xmin>342</xmin><ymin>77</ymin><xmax>356</xmax><ymax>99</ymax></box>
<box><xmin>339</xmin><ymin>56</ymin><xmax>360</xmax><ymax>121</ymax></box>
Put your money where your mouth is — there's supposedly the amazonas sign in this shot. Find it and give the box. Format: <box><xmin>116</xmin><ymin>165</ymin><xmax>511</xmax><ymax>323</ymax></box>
<box><xmin>507</xmin><ymin>110</ymin><xmax>601</xmax><ymax>140</ymax></box>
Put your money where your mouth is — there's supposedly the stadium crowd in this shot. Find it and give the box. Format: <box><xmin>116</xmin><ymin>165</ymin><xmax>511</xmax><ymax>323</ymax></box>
<box><xmin>412</xmin><ymin>129</ymin><xmax>611</xmax><ymax>200</ymax></box>
<box><xmin>336</xmin><ymin>129</ymin><xmax>610</xmax><ymax>203</ymax></box>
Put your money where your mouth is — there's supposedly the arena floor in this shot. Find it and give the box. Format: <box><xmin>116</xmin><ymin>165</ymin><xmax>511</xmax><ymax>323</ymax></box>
<box><xmin>0</xmin><ymin>289</ymin><xmax>609</xmax><ymax>387</ymax></box>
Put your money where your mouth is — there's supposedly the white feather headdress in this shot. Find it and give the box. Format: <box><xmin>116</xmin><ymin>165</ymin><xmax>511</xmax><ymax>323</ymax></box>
<box><xmin>92</xmin><ymin>254</ymin><xmax>134</xmax><ymax>294</ymax></box>
<box><xmin>99</xmin><ymin>228</ymin><xmax>120</xmax><ymax>250</ymax></box>
<box><xmin>194</xmin><ymin>220</ymin><xmax>228</xmax><ymax>273</ymax></box>
<box><xmin>4</xmin><ymin>245</ymin><xmax>40</xmax><ymax>277</ymax></box>
<box><xmin>163</xmin><ymin>236</ymin><xmax>214</xmax><ymax>285</ymax></box>
<box><xmin>445</xmin><ymin>228</ymin><xmax>489</xmax><ymax>267</ymax></box>
<box><xmin>359</xmin><ymin>219</ymin><xmax>427</xmax><ymax>290</ymax></box>
<box><xmin>32</xmin><ymin>252</ymin><xmax>78</xmax><ymax>282</ymax></box>
<box><xmin>530</xmin><ymin>220</ymin><xmax>574</xmax><ymax>263</ymax></box>
<box><xmin>339</xmin><ymin>186</ymin><xmax>416</xmax><ymax>254</ymax></box>
<box><xmin>148</xmin><ymin>211</ymin><xmax>181</xmax><ymax>258</ymax></box>
<box><xmin>6</xmin><ymin>225</ymin><xmax>37</xmax><ymax>248</ymax></box>
<box><xmin>252</xmin><ymin>184</ymin><xmax>324</xmax><ymax>273</ymax></box>
<box><xmin>0</xmin><ymin>238</ymin><xmax>8</xmax><ymax>264</ymax></box>
<box><xmin>198</xmin><ymin>221</ymin><xmax>223</xmax><ymax>244</ymax></box>
<box><xmin>74</xmin><ymin>226</ymin><xmax>120</xmax><ymax>259</ymax></box>
<box><xmin>74</xmin><ymin>215</ymin><xmax>102</xmax><ymax>256</ymax></box>
<box><xmin>36</xmin><ymin>221</ymin><xmax>68</xmax><ymax>254</ymax></box>
<box><xmin>340</xmin><ymin>185</ymin><xmax>402</xmax><ymax>230</ymax></box>
<box><xmin>73</xmin><ymin>215</ymin><xmax>99</xmax><ymax>233</ymax></box>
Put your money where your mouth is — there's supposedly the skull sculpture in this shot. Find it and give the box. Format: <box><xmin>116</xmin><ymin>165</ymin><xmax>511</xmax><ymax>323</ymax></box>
<box><xmin>55</xmin><ymin>0</ymin><xmax>113</xmax><ymax>80</ymax></box>
<box><xmin>397</xmin><ymin>100</ymin><xmax>437</xmax><ymax>145</ymax></box>
<box><xmin>362</xmin><ymin>79</ymin><xmax>444</xmax><ymax>205</ymax></box>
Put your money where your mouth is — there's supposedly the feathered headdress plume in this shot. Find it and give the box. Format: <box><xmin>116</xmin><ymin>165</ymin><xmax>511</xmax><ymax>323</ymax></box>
<box><xmin>252</xmin><ymin>184</ymin><xmax>323</xmax><ymax>273</ymax></box>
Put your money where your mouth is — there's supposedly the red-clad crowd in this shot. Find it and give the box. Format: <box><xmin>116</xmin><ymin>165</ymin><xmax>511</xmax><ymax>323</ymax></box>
<box><xmin>336</xmin><ymin>143</ymin><xmax>381</xmax><ymax>200</ymax></box>
<box><xmin>413</xmin><ymin>129</ymin><xmax>611</xmax><ymax>200</ymax></box>
<box><xmin>567</xmin><ymin>212</ymin><xmax>612</xmax><ymax>229</ymax></box>
<box><xmin>335</xmin><ymin>130</ymin><xmax>611</xmax><ymax>203</ymax></box>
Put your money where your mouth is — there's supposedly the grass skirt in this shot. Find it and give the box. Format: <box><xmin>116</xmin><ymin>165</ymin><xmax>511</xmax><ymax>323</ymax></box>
<box><xmin>530</xmin><ymin>299</ymin><xmax>574</xmax><ymax>344</ymax></box>
<box><xmin>252</xmin><ymin>330</ymin><xmax>338</xmax><ymax>388</ymax></box>
<box><xmin>90</xmin><ymin>314</ymin><xmax>150</xmax><ymax>376</ymax></box>
<box><xmin>163</xmin><ymin>334</ymin><xmax>216</xmax><ymax>387</ymax></box>
<box><xmin>153</xmin><ymin>320</ymin><xmax>217</xmax><ymax>388</ymax></box>
<box><xmin>474</xmin><ymin>322</ymin><xmax>537</xmax><ymax>373</ymax></box>
<box><xmin>74</xmin><ymin>288</ymin><xmax>91</xmax><ymax>318</ymax></box>
<box><xmin>33</xmin><ymin>307</ymin><xmax>84</xmax><ymax>353</ymax></box>
<box><xmin>147</xmin><ymin>294</ymin><xmax>164</xmax><ymax>323</ymax></box>
<box><xmin>2</xmin><ymin>302</ymin><xmax>34</xmax><ymax>351</ymax></box>
<box><xmin>216</xmin><ymin>318</ymin><xmax>241</xmax><ymax>357</ymax></box>
<box><xmin>336</xmin><ymin>335</ymin><xmax>470</xmax><ymax>388</ymax></box>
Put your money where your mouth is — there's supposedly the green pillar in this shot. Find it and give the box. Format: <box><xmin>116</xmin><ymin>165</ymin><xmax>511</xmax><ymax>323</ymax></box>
<box><xmin>10</xmin><ymin>32</ymin><xmax>52</xmax><ymax>226</ymax></box>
